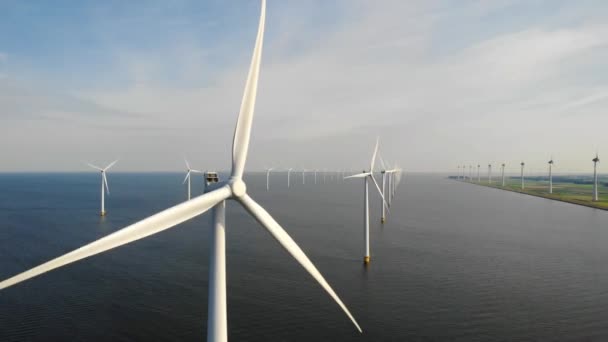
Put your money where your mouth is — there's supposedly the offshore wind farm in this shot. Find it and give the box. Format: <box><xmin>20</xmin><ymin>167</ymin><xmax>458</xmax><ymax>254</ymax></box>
<box><xmin>1</xmin><ymin>1</ymin><xmax>608</xmax><ymax>341</ymax></box>
<box><xmin>453</xmin><ymin>155</ymin><xmax>607</xmax><ymax>210</ymax></box>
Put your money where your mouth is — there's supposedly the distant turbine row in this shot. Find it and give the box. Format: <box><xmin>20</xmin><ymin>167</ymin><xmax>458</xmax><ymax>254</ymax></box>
<box><xmin>456</xmin><ymin>153</ymin><xmax>601</xmax><ymax>202</ymax></box>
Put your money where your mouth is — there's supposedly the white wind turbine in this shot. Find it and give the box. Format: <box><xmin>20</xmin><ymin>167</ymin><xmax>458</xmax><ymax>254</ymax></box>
<box><xmin>379</xmin><ymin>157</ymin><xmax>391</xmax><ymax>224</ymax></box>
<box><xmin>265</xmin><ymin>167</ymin><xmax>273</xmax><ymax>191</ymax></box>
<box><xmin>488</xmin><ymin>164</ymin><xmax>492</xmax><ymax>184</ymax></box>
<box><xmin>593</xmin><ymin>153</ymin><xmax>600</xmax><ymax>201</ymax></box>
<box><xmin>287</xmin><ymin>168</ymin><xmax>293</xmax><ymax>188</ymax></box>
<box><xmin>520</xmin><ymin>162</ymin><xmax>525</xmax><ymax>189</ymax></box>
<box><xmin>477</xmin><ymin>164</ymin><xmax>481</xmax><ymax>182</ymax></box>
<box><xmin>388</xmin><ymin>163</ymin><xmax>399</xmax><ymax>206</ymax></box>
<box><xmin>184</xmin><ymin>159</ymin><xmax>202</xmax><ymax>200</ymax></box>
<box><xmin>87</xmin><ymin>160</ymin><xmax>118</xmax><ymax>216</ymax></box>
<box><xmin>380</xmin><ymin>158</ymin><xmax>398</xmax><ymax>221</ymax></box>
<box><xmin>386</xmin><ymin>168</ymin><xmax>392</xmax><ymax>206</ymax></box>
<box><xmin>0</xmin><ymin>2</ymin><xmax>362</xmax><ymax>341</ymax></box>
<box><xmin>345</xmin><ymin>138</ymin><xmax>386</xmax><ymax>264</ymax></box>
<box><xmin>548</xmin><ymin>157</ymin><xmax>554</xmax><ymax>194</ymax></box>
<box><xmin>501</xmin><ymin>163</ymin><xmax>506</xmax><ymax>186</ymax></box>
<box><xmin>302</xmin><ymin>169</ymin><xmax>306</xmax><ymax>185</ymax></box>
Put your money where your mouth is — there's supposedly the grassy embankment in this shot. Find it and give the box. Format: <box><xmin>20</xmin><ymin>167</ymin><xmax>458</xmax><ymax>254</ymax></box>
<box><xmin>458</xmin><ymin>177</ymin><xmax>608</xmax><ymax>211</ymax></box>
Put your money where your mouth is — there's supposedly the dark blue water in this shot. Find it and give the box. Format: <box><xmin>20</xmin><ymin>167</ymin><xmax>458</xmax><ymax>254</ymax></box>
<box><xmin>1</xmin><ymin>173</ymin><xmax>607</xmax><ymax>341</ymax></box>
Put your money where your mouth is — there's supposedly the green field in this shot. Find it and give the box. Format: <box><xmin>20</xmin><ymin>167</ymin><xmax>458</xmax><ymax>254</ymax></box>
<box><xmin>457</xmin><ymin>177</ymin><xmax>608</xmax><ymax>210</ymax></box>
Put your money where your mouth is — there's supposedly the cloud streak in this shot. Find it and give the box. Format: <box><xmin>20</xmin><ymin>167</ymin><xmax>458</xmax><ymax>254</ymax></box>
<box><xmin>1</xmin><ymin>1</ymin><xmax>607</xmax><ymax>172</ymax></box>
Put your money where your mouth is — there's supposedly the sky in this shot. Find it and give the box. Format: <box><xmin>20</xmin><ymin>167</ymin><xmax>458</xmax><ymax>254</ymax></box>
<box><xmin>1</xmin><ymin>0</ymin><xmax>607</xmax><ymax>173</ymax></box>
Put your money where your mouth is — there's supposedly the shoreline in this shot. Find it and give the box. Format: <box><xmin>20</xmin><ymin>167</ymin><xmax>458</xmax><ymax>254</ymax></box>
<box><xmin>454</xmin><ymin>178</ymin><xmax>608</xmax><ymax>212</ymax></box>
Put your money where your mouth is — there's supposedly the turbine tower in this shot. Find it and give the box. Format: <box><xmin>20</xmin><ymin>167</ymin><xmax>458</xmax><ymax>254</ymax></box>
<box><xmin>302</xmin><ymin>169</ymin><xmax>306</xmax><ymax>185</ymax></box>
<box><xmin>488</xmin><ymin>164</ymin><xmax>492</xmax><ymax>184</ymax></box>
<box><xmin>477</xmin><ymin>164</ymin><xmax>481</xmax><ymax>182</ymax></box>
<box><xmin>593</xmin><ymin>153</ymin><xmax>600</xmax><ymax>201</ymax></box>
<box><xmin>380</xmin><ymin>169</ymin><xmax>387</xmax><ymax>224</ymax></box>
<box><xmin>265</xmin><ymin>167</ymin><xmax>273</xmax><ymax>191</ymax></box>
<box><xmin>387</xmin><ymin>169</ymin><xmax>392</xmax><ymax>206</ymax></box>
<box><xmin>287</xmin><ymin>168</ymin><xmax>293</xmax><ymax>188</ymax></box>
<box><xmin>548</xmin><ymin>157</ymin><xmax>554</xmax><ymax>194</ymax></box>
<box><xmin>0</xmin><ymin>3</ymin><xmax>362</xmax><ymax>341</ymax></box>
<box><xmin>183</xmin><ymin>159</ymin><xmax>202</xmax><ymax>200</ymax></box>
<box><xmin>469</xmin><ymin>165</ymin><xmax>472</xmax><ymax>181</ymax></box>
<box><xmin>379</xmin><ymin>157</ymin><xmax>393</xmax><ymax>224</ymax></box>
<box><xmin>501</xmin><ymin>163</ymin><xmax>506</xmax><ymax>186</ymax></box>
<box><xmin>345</xmin><ymin>138</ymin><xmax>386</xmax><ymax>265</ymax></box>
<box><xmin>520</xmin><ymin>162</ymin><xmax>525</xmax><ymax>189</ymax></box>
<box><xmin>87</xmin><ymin>160</ymin><xmax>118</xmax><ymax>216</ymax></box>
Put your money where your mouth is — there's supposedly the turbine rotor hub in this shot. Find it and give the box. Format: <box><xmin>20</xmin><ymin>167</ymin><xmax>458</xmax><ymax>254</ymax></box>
<box><xmin>229</xmin><ymin>178</ymin><xmax>247</xmax><ymax>197</ymax></box>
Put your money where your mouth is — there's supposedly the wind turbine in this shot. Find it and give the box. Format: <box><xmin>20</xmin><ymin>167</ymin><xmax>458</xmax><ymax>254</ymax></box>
<box><xmin>477</xmin><ymin>164</ymin><xmax>481</xmax><ymax>182</ymax></box>
<box><xmin>287</xmin><ymin>168</ymin><xmax>293</xmax><ymax>188</ymax></box>
<box><xmin>488</xmin><ymin>164</ymin><xmax>492</xmax><ymax>184</ymax></box>
<box><xmin>302</xmin><ymin>169</ymin><xmax>306</xmax><ymax>185</ymax></box>
<box><xmin>593</xmin><ymin>153</ymin><xmax>600</xmax><ymax>201</ymax></box>
<box><xmin>183</xmin><ymin>159</ymin><xmax>202</xmax><ymax>200</ymax></box>
<box><xmin>87</xmin><ymin>160</ymin><xmax>118</xmax><ymax>216</ymax></box>
<box><xmin>345</xmin><ymin>138</ymin><xmax>386</xmax><ymax>265</ymax></box>
<box><xmin>520</xmin><ymin>162</ymin><xmax>525</xmax><ymax>189</ymax></box>
<box><xmin>387</xmin><ymin>169</ymin><xmax>392</xmax><ymax>206</ymax></box>
<box><xmin>379</xmin><ymin>157</ymin><xmax>392</xmax><ymax>224</ymax></box>
<box><xmin>314</xmin><ymin>169</ymin><xmax>318</xmax><ymax>184</ymax></box>
<box><xmin>386</xmin><ymin>162</ymin><xmax>400</xmax><ymax>210</ymax></box>
<box><xmin>0</xmin><ymin>2</ymin><xmax>362</xmax><ymax>341</ymax></box>
<box><xmin>265</xmin><ymin>167</ymin><xmax>273</xmax><ymax>191</ymax></box>
<box><xmin>548</xmin><ymin>157</ymin><xmax>554</xmax><ymax>194</ymax></box>
<box><xmin>469</xmin><ymin>165</ymin><xmax>472</xmax><ymax>181</ymax></box>
<box><xmin>501</xmin><ymin>163</ymin><xmax>506</xmax><ymax>186</ymax></box>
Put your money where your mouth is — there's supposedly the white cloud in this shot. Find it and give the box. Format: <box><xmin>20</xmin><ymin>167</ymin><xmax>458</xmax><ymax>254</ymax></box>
<box><xmin>1</xmin><ymin>1</ymin><xmax>608</xmax><ymax>172</ymax></box>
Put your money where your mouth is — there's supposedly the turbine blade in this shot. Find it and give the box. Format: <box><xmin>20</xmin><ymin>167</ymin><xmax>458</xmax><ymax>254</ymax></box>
<box><xmin>370</xmin><ymin>174</ymin><xmax>388</xmax><ymax>211</ymax></box>
<box><xmin>237</xmin><ymin>194</ymin><xmax>362</xmax><ymax>333</ymax></box>
<box><xmin>87</xmin><ymin>163</ymin><xmax>102</xmax><ymax>171</ymax></box>
<box><xmin>104</xmin><ymin>160</ymin><xmax>119</xmax><ymax>171</ymax></box>
<box><xmin>231</xmin><ymin>0</ymin><xmax>266</xmax><ymax>179</ymax></box>
<box><xmin>370</xmin><ymin>137</ymin><xmax>379</xmax><ymax>172</ymax></box>
<box><xmin>103</xmin><ymin>172</ymin><xmax>110</xmax><ymax>194</ymax></box>
<box><xmin>379</xmin><ymin>156</ymin><xmax>387</xmax><ymax>170</ymax></box>
<box><xmin>344</xmin><ymin>172</ymin><xmax>370</xmax><ymax>179</ymax></box>
<box><xmin>0</xmin><ymin>186</ymin><xmax>232</xmax><ymax>291</ymax></box>
<box><xmin>184</xmin><ymin>158</ymin><xmax>191</xmax><ymax>170</ymax></box>
<box><xmin>182</xmin><ymin>171</ymin><xmax>191</xmax><ymax>184</ymax></box>
<box><xmin>190</xmin><ymin>169</ymin><xmax>202</xmax><ymax>173</ymax></box>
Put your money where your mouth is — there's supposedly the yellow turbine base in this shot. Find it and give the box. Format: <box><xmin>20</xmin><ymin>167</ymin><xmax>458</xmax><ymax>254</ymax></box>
<box><xmin>381</xmin><ymin>217</ymin><xmax>386</xmax><ymax>223</ymax></box>
<box><xmin>364</xmin><ymin>256</ymin><xmax>370</xmax><ymax>264</ymax></box>
<box><xmin>100</xmin><ymin>211</ymin><xmax>106</xmax><ymax>216</ymax></box>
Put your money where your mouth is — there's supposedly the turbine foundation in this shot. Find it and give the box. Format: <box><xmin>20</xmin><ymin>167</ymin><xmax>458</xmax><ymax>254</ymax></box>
<box><xmin>363</xmin><ymin>256</ymin><xmax>370</xmax><ymax>264</ymax></box>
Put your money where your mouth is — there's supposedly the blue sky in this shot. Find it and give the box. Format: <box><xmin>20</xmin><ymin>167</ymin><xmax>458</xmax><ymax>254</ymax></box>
<box><xmin>1</xmin><ymin>1</ymin><xmax>608</xmax><ymax>172</ymax></box>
